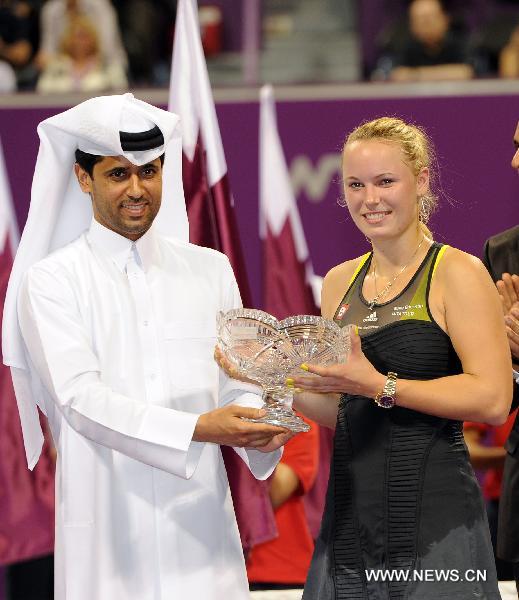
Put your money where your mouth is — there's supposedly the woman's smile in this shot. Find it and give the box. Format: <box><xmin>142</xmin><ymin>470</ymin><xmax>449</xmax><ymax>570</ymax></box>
<box><xmin>362</xmin><ymin>210</ymin><xmax>392</xmax><ymax>224</ymax></box>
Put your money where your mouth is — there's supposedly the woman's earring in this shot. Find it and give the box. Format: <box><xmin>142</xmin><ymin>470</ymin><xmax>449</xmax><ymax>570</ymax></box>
<box><xmin>418</xmin><ymin>194</ymin><xmax>431</xmax><ymax>224</ymax></box>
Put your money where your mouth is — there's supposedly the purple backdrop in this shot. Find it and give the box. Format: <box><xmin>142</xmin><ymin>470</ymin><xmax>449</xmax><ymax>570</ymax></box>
<box><xmin>0</xmin><ymin>92</ymin><xmax>518</xmax><ymax>308</ymax></box>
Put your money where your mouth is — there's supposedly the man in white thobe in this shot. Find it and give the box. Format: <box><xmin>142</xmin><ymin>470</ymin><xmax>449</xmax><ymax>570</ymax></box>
<box><xmin>2</xmin><ymin>94</ymin><xmax>289</xmax><ymax>600</ymax></box>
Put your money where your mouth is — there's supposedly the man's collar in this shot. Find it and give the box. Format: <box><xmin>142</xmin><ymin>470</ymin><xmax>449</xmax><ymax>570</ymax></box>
<box><xmin>86</xmin><ymin>218</ymin><xmax>159</xmax><ymax>272</ymax></box>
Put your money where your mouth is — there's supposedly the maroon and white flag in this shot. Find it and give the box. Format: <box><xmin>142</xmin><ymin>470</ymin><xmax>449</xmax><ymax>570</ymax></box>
<box><xmin>0</xmin><ymin>138</ymin><xmax>54</xmax><ymax>565</ymax></box>
<box><xmin>260</xmin><ymin>85</ymin><xmax>321</xmax><ymax>318</ymax></box>
<box><xmin>260</xmin><ymin>84</ymin><xmax>332</xmax><ymax>538</ymax></box>
<box><xmin>168</xmin><ymin>0</ymin><xmax>251</xmax><ymax>303</ymax></box>
<box><xmin>168</xmin><ymin>0</ymin><xmax>276</xmax><ymax>552</ymax></box>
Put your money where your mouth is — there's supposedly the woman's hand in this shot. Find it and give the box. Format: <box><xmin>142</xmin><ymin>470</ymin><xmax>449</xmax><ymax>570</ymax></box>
<box><xmin>214</xmin><ymin>345</ymin><xmax>257</xmax><ymax>385</ymax></box>
<box><xmin>291</xmin><ymin>329</ymin><xmax>386</xmax><ymax>398</ymax></box>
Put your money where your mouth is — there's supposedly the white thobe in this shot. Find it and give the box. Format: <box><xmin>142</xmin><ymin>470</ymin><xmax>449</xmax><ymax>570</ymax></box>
<box><xmin>17</xmin><ymin>219</ymin><xmax>279</xmax><ymax>600</ymax></box>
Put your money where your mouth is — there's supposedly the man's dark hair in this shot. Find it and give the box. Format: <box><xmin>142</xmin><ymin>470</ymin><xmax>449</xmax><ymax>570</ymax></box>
<box><xmin>75</xmin><ymin>149</ymin><xmax>166</xmax><ymax>178</ymax></box>
<box><xmin>75</xmin><ymin>149</ymin><xmax>103</xmax><ymax>177</ymax></box>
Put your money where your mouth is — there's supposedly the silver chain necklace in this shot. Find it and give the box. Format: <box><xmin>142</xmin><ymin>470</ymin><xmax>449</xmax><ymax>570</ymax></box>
<box><xmin>367</xmin><ymin>236</ymin><xmax>426</xmax><ymax>310</ymax></box>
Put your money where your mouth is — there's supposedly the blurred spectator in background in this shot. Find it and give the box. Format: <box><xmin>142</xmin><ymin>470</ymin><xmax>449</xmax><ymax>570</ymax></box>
<box><xmin>0</xmin><ymin>0</ymin><xmax>41</xmax><ymax>90</ymax></box>
<box><xmin>0</xmin><ymin>61</ymin><xmax>16</xmax><ymax>93</ymax></box>
<box><xmin>37</xmin><ymin>14</ymin><xmax>127</xmax><ymax>93</ymax></box>
<box><xmin>112</xmin><ymin>0</ymin><xmax>176</xmax><ymax>86</ymax></box>
<box><xmin>469</xmin><ymin>0</ymin><xmax>519</xmax><ymax>78</ymax></box>
<box><xmin>247</xmin><ymin>415</ymin><xmax>319</xmax><ymax>591</ymax></box>
<box><xmin>37</xmin><ymin>0</ymin><xmax>126</xmax><ymax>76</ymax></box>
<box><xmin>464</xmin><ymin>410</ymin><xmax>518</xmax><ymax>581</ymax></box>
<box><xmin>384</xmin><ymin>0</ymin><xmax>474</xmax><ymax>81</ymax></box>
<box><xmin>499</xmin><ymin>23</ymin><xmax>519</xmax><ymax>78</ymax></box>
<box><xmin>199</xmin><ymin>5</ymin><xmax>223</xmax><ymax>57</ymax></box>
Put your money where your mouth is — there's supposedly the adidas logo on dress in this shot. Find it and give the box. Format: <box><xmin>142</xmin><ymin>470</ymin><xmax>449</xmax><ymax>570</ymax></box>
<box><xmin>363</xmin><ymin>311</ymin><xmax>378</xmax><ymax>323</ymax></box>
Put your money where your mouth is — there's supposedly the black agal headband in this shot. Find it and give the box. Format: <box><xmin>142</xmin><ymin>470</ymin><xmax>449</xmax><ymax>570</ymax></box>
<box><xmin>119</xmin><ymin>125</ymin><xmax>164</xmax><ymax>151</ymax></box>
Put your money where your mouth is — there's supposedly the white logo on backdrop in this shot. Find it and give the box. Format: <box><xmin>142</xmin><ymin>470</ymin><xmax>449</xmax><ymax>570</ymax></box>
<box><xmin>289</xmin><ymin>153</ymin><xmax>341</xmax><ymax>203</ymax></box>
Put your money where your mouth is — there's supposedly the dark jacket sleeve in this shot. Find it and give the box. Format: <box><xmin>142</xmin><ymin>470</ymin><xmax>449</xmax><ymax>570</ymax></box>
<box><xmin>482</xmin><ymin>239</ymin><xmax>492</xmax><ymax>278</ymax></box>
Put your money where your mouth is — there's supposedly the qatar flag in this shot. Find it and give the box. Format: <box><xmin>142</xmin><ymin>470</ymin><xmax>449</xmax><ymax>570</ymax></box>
<box><xmin>168</xmin><ymin>0</ymin><xmax>276</xmax><ymax>552</ymax></box>
<box><xmin>168</xmin><ymin>0</ymin><xmax>251</xmax><ymax>303</ymax></box>
<box><xmin>260</xmin><ymin>84</ymin><xmax>333</xmax><ymax>539</ymax></box>
<box><xmin>0</xmin><ymin>138</ymin><xmax>54</xmax><ymax>566</ymax></box>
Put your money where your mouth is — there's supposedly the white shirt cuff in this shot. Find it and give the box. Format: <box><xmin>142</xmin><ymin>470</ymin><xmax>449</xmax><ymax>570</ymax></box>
<box><xmin>234</xmin><ymin>446</ymin><xmax>282</xmax><ymax>480</ymax></box>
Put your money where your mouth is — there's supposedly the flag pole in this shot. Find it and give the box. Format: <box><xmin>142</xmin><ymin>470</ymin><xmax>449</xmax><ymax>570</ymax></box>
<box><xmin>259</xmin><ymin>84</ymin><xmax>332</xmax><ymax>540</ymax></box>
<box><xmin>168</xmin><ymin>0</ymin><xmax>276</xmax><ymax>553</ymax></box>
<box><xmin>242</xmin><ymin>0</ymin><xmax>261</xmax><ymax>85</ymax></box>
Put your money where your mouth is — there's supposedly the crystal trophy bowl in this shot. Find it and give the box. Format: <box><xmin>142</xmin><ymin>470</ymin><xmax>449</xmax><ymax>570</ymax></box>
<box><xmin>217</xmin><ymin>308</ymin><xmax>351</xmax><ymax>433</ymax></box>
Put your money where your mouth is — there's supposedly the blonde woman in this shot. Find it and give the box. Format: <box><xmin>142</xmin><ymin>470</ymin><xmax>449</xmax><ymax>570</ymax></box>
<box><xmin>290</xmin><ymin>117</ymin><xmax>512</xmax><ymax>599</ymax></box>
<box><xmin>37</xmin><ymin>15</ymin><xmax>127</xmax><ymax>94</ymax></box>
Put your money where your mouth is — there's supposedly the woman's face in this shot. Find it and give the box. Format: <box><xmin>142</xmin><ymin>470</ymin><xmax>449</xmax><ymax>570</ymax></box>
<box><xmin>68</xmin><ymin>24</ymin><xmax>97</xmax><ymax>60</ymax></box>
<box><xmin>342</xmin><ymin>139</ymin><xmax>428</xmax><ymax>242</ymax></box>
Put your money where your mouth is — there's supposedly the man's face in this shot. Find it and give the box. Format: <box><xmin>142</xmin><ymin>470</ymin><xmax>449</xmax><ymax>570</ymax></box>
<box><xmin>409</xmin><ymin>0</ymin><xmax>449</xmax><ymax>47</ymax></box>
<box><xmin>75</xmin><ymin>155</ymin><xmax>162</xmax><ymax>241</ymax></box>
<box><xmin>512</xmin><ymin>122</ymin><xmax>519</xmax><ymax>171</ymax></box>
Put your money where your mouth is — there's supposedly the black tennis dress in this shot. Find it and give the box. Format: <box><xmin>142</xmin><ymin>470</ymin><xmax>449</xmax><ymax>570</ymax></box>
<box><xmin>303</xmin><ymin>243</ymin><xmax>501</xmax><ymax>600</ymax></box>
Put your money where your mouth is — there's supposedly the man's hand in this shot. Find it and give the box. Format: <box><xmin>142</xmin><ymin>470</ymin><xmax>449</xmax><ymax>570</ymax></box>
<box><xmin>193</xmin><ymin>404</ymin><xmax>290</xmax><ymax>448</ymax></box>
<box><xmin>254</xmin><ymin>430</ymin><xmax>295</xmax><ymax>453</ymax></box>
<box><xmin>497</xmin><ymin>274</ymin><xmax>519</xmax><ymax>359</ymax></box>
<box><xmin>214</xmin><ymin>345</ymin><xmax>257</xmax><ymax>385</ymax></box>
<box><xmin>504</xmin><ymin>302</ymin><xmax>519</xmax><ymax>360</ymax></box>
<box><xmin>497</xmin><ymin>273</ymin><xmax>519</xmax><ymax>314</ymax></box>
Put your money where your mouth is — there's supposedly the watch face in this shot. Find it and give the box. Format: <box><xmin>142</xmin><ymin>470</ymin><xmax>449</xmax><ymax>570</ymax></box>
<box><xmin>376</xmin><ymin>394</ymin><xmax>395</xmax><ymax>409</ymax></box>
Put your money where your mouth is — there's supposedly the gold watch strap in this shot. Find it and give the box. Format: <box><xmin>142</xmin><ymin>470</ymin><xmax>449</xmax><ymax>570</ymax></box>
<box><xmin>384</xmin><ymin>371</ymin><xmax>398</xmax><ymax>396</ymax></box>
<box><xmin>374</xmin><ymin>371</ymin><xmax>398</xmax><ymax>408</ymax></box>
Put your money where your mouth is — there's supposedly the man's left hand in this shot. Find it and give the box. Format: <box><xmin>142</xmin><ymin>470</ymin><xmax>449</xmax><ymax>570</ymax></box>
<box><xmin>497</xmin><ymin>273</ymin><xmax>519</xmax><ymax>315</ymax></box>
<box><xmin>214</xmin><ymin>345</ymin><xmax>257</xmax><ymax>385</ymax></box>
<box><xmin>254</xmin><ymin>429</ymin><xmax>296</xmax><ymax>453</ymax></box>
<box><xmin>504</xmin><ymin>301</ymin><xmax>519</xmax><ymax>360</ymax></box>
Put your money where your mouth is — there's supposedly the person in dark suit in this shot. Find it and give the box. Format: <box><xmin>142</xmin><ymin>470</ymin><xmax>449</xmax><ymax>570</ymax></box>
<box><xmin>482</xmin><ymin>121</ymin><xmax>519</xmax><ymax>592</ymax></box>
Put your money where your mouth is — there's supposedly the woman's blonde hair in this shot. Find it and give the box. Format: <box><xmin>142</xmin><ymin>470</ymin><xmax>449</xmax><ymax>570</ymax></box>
<box><xmin>343</xmin><ymin>116</ymin><xmax>438</xmax><ymax>238</ymax></box>
<box><xmin>60</xmin><ymin>14</ymin><xmax>100</xmax><ymax>58</ymax></box>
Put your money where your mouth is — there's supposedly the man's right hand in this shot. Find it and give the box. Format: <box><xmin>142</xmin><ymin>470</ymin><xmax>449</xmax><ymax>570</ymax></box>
<box><xmin>497</xmin><ymin>273</ymin><xmax>519</xmax><ymax>314</ymax></box>
<box><xmin>193</xmin><ymin>405</ymin><xmax>289</xmax><ymax>448</ymax></box>
<box><xmin>497</xmin><ymin>273</ymin><xmax>519</xmax><ymax>359</ymax></box>
<box><xmin>505</xmin><ymin>302</ymin><xmax>519</xmax><ymax>360</ymax></box>
<box><xmin>214</xmin><ymin>346</ymin><xmax>257</xmax><ymax>385</ymax></box>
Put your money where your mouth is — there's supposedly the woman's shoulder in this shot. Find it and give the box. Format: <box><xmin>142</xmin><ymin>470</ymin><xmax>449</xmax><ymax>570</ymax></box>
<box><xmin>434</xmin><ymin>244</ymin><xmax>486</xmax><ymax>279</ymax></box>
<box><xmin>324</xmin><ymin>253</ymin><xmax>371</xmax><ymax>286</ymax></box>
<box><xmin>321</xmin><ymin>254</ymin><xmax>370</xmax><ymax>317</ymax></box>
<box><xmin>432</xmin><ymin>244</ymin><xmax>494</xmax><ymax>301</ymax></box>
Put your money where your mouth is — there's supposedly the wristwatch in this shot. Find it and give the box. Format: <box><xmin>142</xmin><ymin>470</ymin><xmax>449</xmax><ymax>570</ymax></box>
<box><xmin>374</xmin><ymin>372</ymin><xmax>398</xmax><ymax>409</ymax></box>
